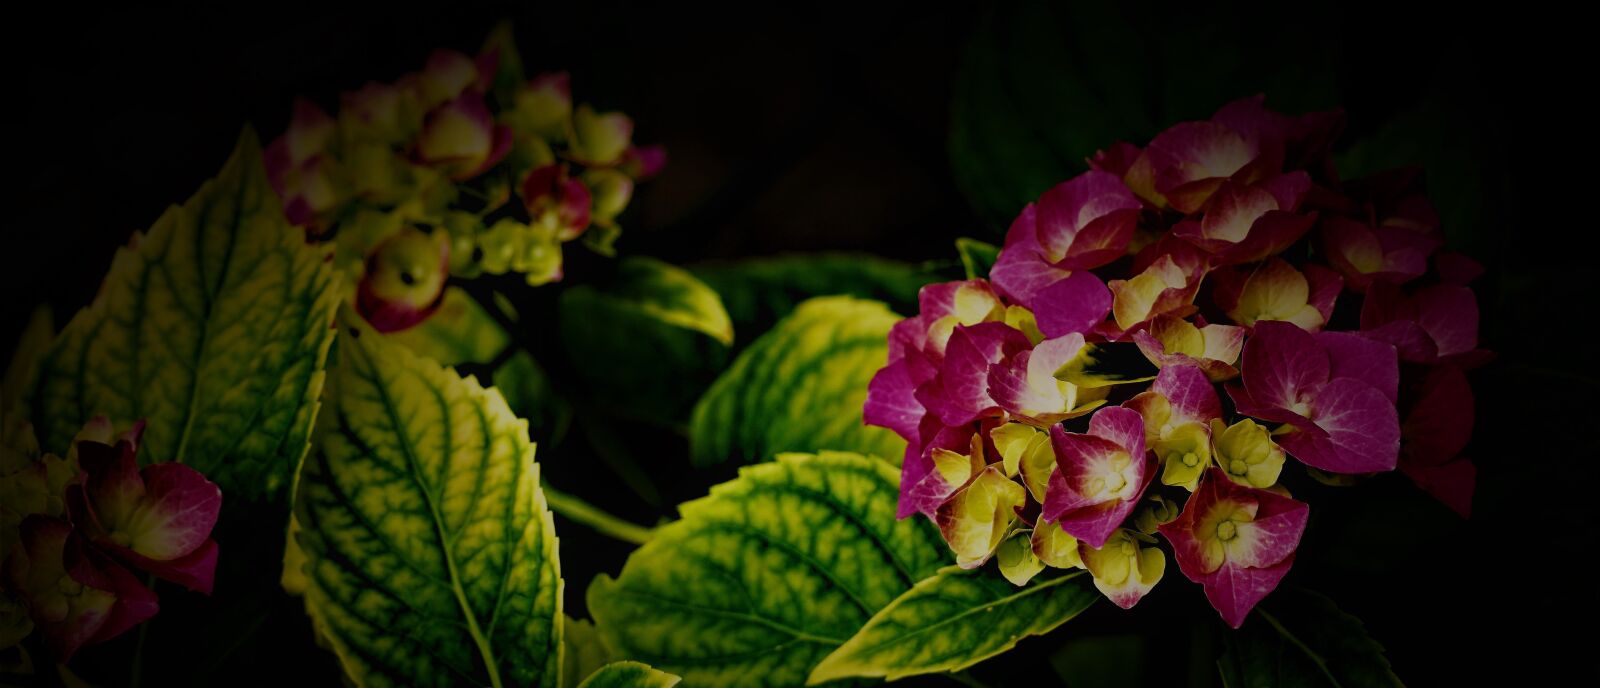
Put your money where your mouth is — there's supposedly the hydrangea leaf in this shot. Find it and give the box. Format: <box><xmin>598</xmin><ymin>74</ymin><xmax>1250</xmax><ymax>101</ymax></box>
<box><xmin>1218</xmin><ymin>588</ymin><xmax>1403</xmax><ymax>688</ymax></box>
<box><xmin>955</xmin><ymin>238</ymin><xmax>1001</xmax><ymax>280</ymax></box>
<box><xmin>807</xmin><ymin>568</ymin><xmax>1098</xmax><ymax>684</ymax></box>
<box><xmin>289</xmin><ymin>314</ymin><xmax>561</xmax><ymax>688</ymax></box>
<box><xmin>560</xmin><ymin>256</ymin><xmax>733</xmax><ymax>423</ymax></box>
<box><xmin>689</xmin><ymin>296</ymin><xmax>907</xmax><ymax>467</ymax></box>
<box><xmin>690</xmin><ymin>253</ymin><xmax>938</xmax><ymax>349</ymax></box>
<box><xmin>575</xmin><ymin>662</ymin><xmax>681</xmax><ymax>688</ymax></box>
<box><xmin>27</xmin><ymin>130</ymin><xmax>339</xmax><ymax>501</ymax></box>
<box><xmin>563</xmin><ymin>616</ymin><xmax>618</xmax><ymax>688</ymax></box>
<box><xmin>586</xmin><ymin>451</ymin><xmax>948</xmax><ymax>687</ymax></box>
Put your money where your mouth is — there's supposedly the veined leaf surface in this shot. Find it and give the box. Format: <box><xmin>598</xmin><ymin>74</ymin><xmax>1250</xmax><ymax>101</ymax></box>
<box><xmin>576</xmin><ymin>661</ymin><xmax>681</xmax><ymax>688</ymax></box>
<box><xmin>587</xmin><ymin>451</ymin><xmax>948</xmax><ymax>687</ymax></box>
<box><xmin>28</xmin><ymin>130</ymin><xmax>339</xmax><ymax>500</ymax></box>
<box><xmin>291</xmin><ymin>314</ymin><xmax>561</xmax><ymax>687</ymax></box>
<box><xmin>809</xmin><ymin>568</ymin><xmax>1098</xmax><ymax>683</ymax></box>
<box><xmin>689</xmin><ymin>296</ymin><xmax>905</xmax><ymax>467</ymax></box>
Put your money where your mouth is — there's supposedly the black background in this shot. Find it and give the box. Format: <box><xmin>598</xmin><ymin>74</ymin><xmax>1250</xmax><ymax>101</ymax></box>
<box><xmin>5</xmin><ymin>2</ymin><xmax>1594</xmax><ymax>686</ymax></box>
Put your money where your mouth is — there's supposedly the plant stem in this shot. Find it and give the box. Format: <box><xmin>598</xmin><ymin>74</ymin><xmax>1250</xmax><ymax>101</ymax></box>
<box><xmin>541</xmin><ymin>482</ymin><xmax>657</xmax><ymax>546</ymax></box>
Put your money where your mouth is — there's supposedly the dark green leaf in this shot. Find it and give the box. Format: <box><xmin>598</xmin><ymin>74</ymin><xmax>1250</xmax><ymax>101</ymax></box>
<box><xmin>689</xmin><ymin>253</ymin><xmax>938</xmax><ymax>349</ymax></box>
<box><xmin>1219</xmin><ymin>588</ymin><xmax>1403</xmax><ymax>688</ymax></box>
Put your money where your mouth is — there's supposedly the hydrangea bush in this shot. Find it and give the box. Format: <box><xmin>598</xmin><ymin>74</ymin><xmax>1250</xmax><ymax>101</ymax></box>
<box><xmin>867</xmin><ymin>95</ymin><xmax>1486</xmax><ymax>626</ymax></box>
<box><xmin>1</xmin><ymin>21</ymin><xmax>1485</xmax><ymax>688</ymax></box>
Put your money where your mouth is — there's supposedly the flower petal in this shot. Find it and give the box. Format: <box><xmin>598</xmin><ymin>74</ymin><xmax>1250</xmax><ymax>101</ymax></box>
<box><xmin>1151</xmin><ymin>364</ymin><xmax>1222</xmax><ymax>425</ymax></box>
<box><xmin>1400</xmin><ymin>457</ymin><xmax>1474</xmax><ymax>519</ymax></box>
<box><xmin>1241</xmin><ymin>321</ymin><xmax>1329</xmax><ymax>412</ymax></box>
<box><xmin>1033</xmin><ymin>271</ymin><xmax>1112</xmax><ymax>338</ymax></box>
<box><xmin>927</xmin><ymin>323</ymin><xmax>1032</xmax><ymax>426</ymax></box>
<box><xmin>1278</xmin><ymin>377</ymin><xmax>1400</xmax><ymax>473</ymax></box>
<box><xmin>1315</xmin><ymin>331</ymin><xmax>1398</xmax><ymax>404</ymax></box>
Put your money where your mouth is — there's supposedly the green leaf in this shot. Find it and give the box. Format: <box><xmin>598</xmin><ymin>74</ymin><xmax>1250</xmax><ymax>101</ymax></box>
<box><xmin>576</xmin><ymin>661</ymin><xmax>681</xmax><ymax>688</ymax></box>
<box><xmin>1218</xmin><ymin>588</ymin><xmax>1404</xmax><ymax>688</ymax></box>
<box><xmin>955</xmin><ymin>238</ymin><xmax>1000</xmax><ymax>280</ymax></box>
<box><xmin>290</xmin><ymin>313</ymin><xmax>562</xmax><ymax>688</ymax></box>
<box><xmin>563</xmin><ymin>616</ymin><xmax>619</xmax><ymax>688</ymax></box>
<box><xmin>689</xmin><ymin>296</ymin><xmax>906</xmax><ymax>468</ymax></box>
<box><xmin>808</xmin><ymin>568</ymin><xmax>1098</xmax><ymax>684</ymax></box>
<box><xmin>560</xmin><ymin>256</ymin><xmax>732</xmax><ymax>423</ymax></box>
<box><xmin>689</xmin><ymin>253</ymin><xmax>938</xmax><ymax>348</ymax></box>
<box><xmin>494</xmin><ymin>351</ymin><xmax>571</xmax><ymax>447</ymax></box>
<box><xmin>587</xmin><ymin>451</ymin><xmax>949</xmax><ymax>687</ymax></box>
<box><xmin>27</xmin><ymin>130</ymin><xmax>340</xmax><ymax>500</ymax></box>
<box><xmin>384</xmin><ymin>287</ymin><xmax>510</xmax><ymax>367</ymax></box>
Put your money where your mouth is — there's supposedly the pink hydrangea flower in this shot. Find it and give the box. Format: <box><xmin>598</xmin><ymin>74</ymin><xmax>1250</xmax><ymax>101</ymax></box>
<box><xmin>1398</xmin><ymin>364</ymin><xmax>1476</xmax><ymax>518</ymax></box>
<box><xmin>1041</xmin><ymin>406</ymin><xmax>1153</xmax><ymax>548</ymax></box>
<box><xmin>65</xmin><ymin>436</ymin><xmax>222</xmax><ymax>594</ymax></box>
<box><xmin>1160</xmin><ymin>469</ymin><xmax>1308</xmax><ymax>628</ymax></box>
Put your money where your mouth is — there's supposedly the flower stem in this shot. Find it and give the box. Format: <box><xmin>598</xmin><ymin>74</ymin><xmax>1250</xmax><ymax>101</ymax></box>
<box><xmin>541</xmin><ymin>482</ymin><xmax>657</xmax><ymax>546</ymax></box>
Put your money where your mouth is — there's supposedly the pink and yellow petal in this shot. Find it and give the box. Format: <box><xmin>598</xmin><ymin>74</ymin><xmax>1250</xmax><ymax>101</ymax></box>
<box><xmin>935</xmin><ymin>466</ymin><xmax>1026</xmax><ymax>569</ymax></box>
<box><xmin>1031</xmin><ymin>520</ymin><xmax>1084</xmax><ymax>569</ymax></box>
<box><xmin>1032</xmin><ymin>271</ymin><xmax>1113</xmax><ymax>338</ymax></box>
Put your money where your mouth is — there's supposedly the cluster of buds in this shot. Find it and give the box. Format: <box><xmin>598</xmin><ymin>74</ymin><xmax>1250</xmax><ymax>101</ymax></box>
<box><xmin>866</xmin><ymin>96</ymin><xmax>1486</xmax><ymax>627</ymax></box>
<box><xmin>264</xmin><ymin>27</ymin><xmax>664</xmax><ymax>332</ymax></box>
<box><xmin>1</xmin><ymin>416</ymin><xmax>220</xmax><ymax>661</ymax></box>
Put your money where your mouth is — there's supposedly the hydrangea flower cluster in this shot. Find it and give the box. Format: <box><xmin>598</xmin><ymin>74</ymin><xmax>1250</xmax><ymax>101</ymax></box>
<box><xmin>866</xmin><ymin>96</ymin><xmax>1486</xmax><ymax>627</ymax></box>
<box><xmin>1</xmin><ymin>416</ymin><xmax>220</xmax><ymax>660</ymax></box>
<box><xmin>266</xmin><ymin>31</ymin><xmax>664</xmax><ymax>331</ymax></box>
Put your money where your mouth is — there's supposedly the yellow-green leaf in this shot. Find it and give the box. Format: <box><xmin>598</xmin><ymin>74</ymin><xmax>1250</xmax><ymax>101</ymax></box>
<box><xmin>576</xmin><ymin>661</ymin><xmax>681</xmax><ymax>688</ymax></box>
<box><xmin>27</xmin><ymin>130</ymin><xmax>339</xmax><ymax>500</ymax></box>
<box><xmin>563</xmin><ymin>616</ymin><xmax>618</xmax><ymax>688</ymax></box>
<box><xmin>808</xmin><ymin>568</ymin><xmax>1098</xmax><ymax>684</ymax></box>
<box><xmin>290</xmin><ymin>313</ymin><xmax>561</xmax><ymax>687</ymax></box>
<box><xmin>3</xmin><ymin>306</ymin><xmax>53</xmax><ymax>414</ymax></box>
<box><xmin>587</xmin><ymin>451</ymin><xmax>947</xmax><ymax>687</ymax></box>
<box><xmin>689</xmin><ymin>296</ymin><xmax>905</xmax><ymax>467</ymax></box>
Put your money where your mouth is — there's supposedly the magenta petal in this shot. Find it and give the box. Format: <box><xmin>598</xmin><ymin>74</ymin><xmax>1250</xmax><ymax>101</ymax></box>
<box><xmin>129</xmin><ymin>463</ymin><xmax>222</xmax><ymax>561</ymax></box>
<box><xmin>1043</xmin><ymin>433</ymin><xmax>1128</xmax><ymax>518</ymax></box>
<box><xmin>64</xmin><ymin>534</ymin><xmax>158</xmax><ymax>648</ymax></box>
<box><xmin>1226</xmin><ymin>384</ymin><xmax>1307</xmax><ymax>426</ymax></box>
<box><xmin>1304</xmin><ymin>264</ymin><xmax>1343</xmax><ymax>325</ymax></box>
<box><xmin>1151</xmin><ymin>364</ymin><xmax>1222</xmax><ymax>424</ymax></box>
<box><xmin>1401</xmin><ymin>457</ymin><xmax>1475</xmax><ymax>519</ymax></box>
<box><xmin>1034</xmin><ymin>271</ymin><xmax>1112</xmax><ymax>337</ymax></box>
<box><xmin>1403</xmin><ymin>364</ymin><xmax>1473</xmax><ymax>466</ymax></box>
<box><xmin>1034</xmin><ymin>171</ymin><xmax>1140</xmax><ymax>269</ymax></box>
<box><xmin>1220</xmin><ymin>210</ymin><xmax>1317</xmax><ymax>265</ymax></box>
<box><xmin>1315</xmin><ymin>331</ymin><xmax>1398</xmax><ymax>404</ymax></box>
<box><xmin>1241</xmin><ymin>321</ymin><xmax>1329</xmax><ymax>411</ymax></box>
<box><xmin>113</xmin><ymin>538</ymin><xmax>219</xmax><ymax>595</ymax></box>
<box><xmin>898</xmin><ymin>421</ymin><xmax>973</xmax><ymax>518</ymax></box>
<box><xmin>1054</xmin><ymin>498</ymin><xmax>1138</xmax><ymax>551</ymax></box>
<box><xmin>930</xmin><ymin>323</ymin><xmax>1031</xmax><ymax>426</ymax></box>
<box><xmin>1279</xmin><ymin>378</ymin><xmax>1399</xmax><ymax>473</ymax></box>
<box><xmin>1088</xmin><ymin>406</ymin><xmax>1147</xmax><ymax>459</ymax></box>
<box><xmin>865</xmin><ymin>360</ymin><xmax>928</xmax><ymax>443</ymax></box>
<box><xmin>1413</xmin><ymin>285</ymin><xmax>1479</xmax><ymax>358</ymax></box>
<box><xmin>991</xmin><ymin>244</ymin><xmax>1071</xmax><ymax>307</ymax></box>
<box><xmin>1203</xmin><ymin>555</ymin><xmax>1296</xmax><ymax>629</ymax></box>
